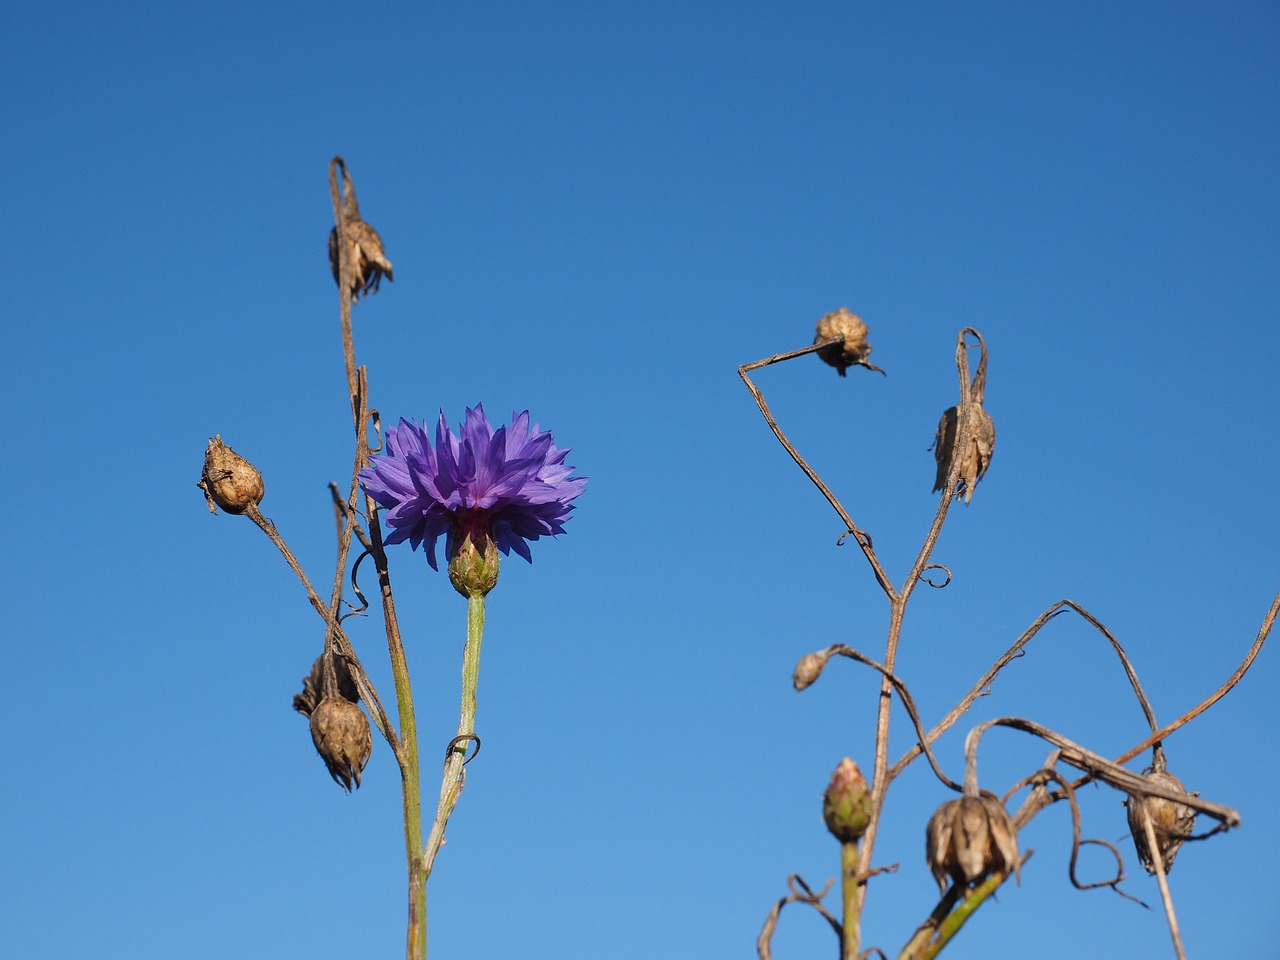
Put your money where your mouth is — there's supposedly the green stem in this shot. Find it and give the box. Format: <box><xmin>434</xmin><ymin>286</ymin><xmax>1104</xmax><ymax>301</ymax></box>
<box><xmin>840</xmin><ymin>840</ymin><xmax>861</xmax><ymax>960</ymax></box>
<box><xmin>897</xmin><ymin>870</ymin><xmax>1009</xmax><ymax>960</ymax></box>
<box><xmin>422</xmin><ymin>592</ymin><xmax>487</xmax><ymax>878</ymax></box>
<box><xmin>383</xmin><ymin>587</ymin><xmax>424</xmax><ymax>960</ymax></box>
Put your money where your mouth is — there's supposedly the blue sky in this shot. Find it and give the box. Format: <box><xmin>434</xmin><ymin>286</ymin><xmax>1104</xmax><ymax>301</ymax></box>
<box><xmin>3</xmin><ymin>2</ymin><xmax>1277</xmax><ymax>957</ymax></box>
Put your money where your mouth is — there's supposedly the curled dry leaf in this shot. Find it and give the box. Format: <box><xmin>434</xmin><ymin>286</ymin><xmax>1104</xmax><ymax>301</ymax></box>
<box><xmin>198</xmin><ymin>435</ymin><xmax>264</xmax><ymax>515</ymax></box>
<box><xmin>926</xmin><ymin>794</ymin><xmax>1020</xmax><ymax>892</ymax></box>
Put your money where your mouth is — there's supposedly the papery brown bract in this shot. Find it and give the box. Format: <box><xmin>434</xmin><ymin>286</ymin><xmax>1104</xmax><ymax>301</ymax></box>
<box><xmin>925</xmin><ymin>794</ymin><xmax>1019</xmax><ymax>892</ymax></box>
<box><xmin>309</xmin><ymin>697</ymin><xmax>373</xmax><ymax>792</ymax></box>
<box><xmin>931</xmin><ymin>403</ymin><xmax>996</xmax><ymax>504</ymax></box>
<box><xmin>1126</xmin><ymin>767</ymin><xmax>1198</xmax><ymax>874</ymax></box>
<box><xmin>328</xmin><ymin>158</ymin><xmax>393</xmax><ymax>301</ymax></box>
<box><xmin>198</xmin><ymin>435</ymin><xmax>264</xmax><ymax>515</ymax></box>
<box><xmin>293</xmin><ymin>654</ymin><xmax>359</xmax><ymax>718</ymax></box>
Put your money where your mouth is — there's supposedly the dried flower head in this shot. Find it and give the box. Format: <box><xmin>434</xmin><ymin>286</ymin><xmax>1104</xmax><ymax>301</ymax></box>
<box><xmin>932</xmin><ymin>333</ymin><xmax>994</xmax><ymax>504</ymax></box>
<box><xmin>925</xmin><ymin>794</ymin><xmax>1019</xmax><ymax>892</ymax></box>
<box><xmin>309</xmin><ymin>696</ymin><xmax>373</xmax><ymax>792</ymax></box>
<box><xmin>823</xmin><ymin>758</ymin><xmax>873</xmax><ymax>843</ymax></box>
<box><xmin>198</xmin><ymin>435</ymin><xmax>264</xmax><ymax>515</ymax></box>
<box><xmin>931</xmin><ymin>403</ymin><xmax>996</xmax><ymax>504</ymax></box>
<box><xmin>328</xmin><ymin>159</ymin><xmax>393</xmax><ymax>301</ymax></box>
<box><xmin>814</xmin><ymin>308</ymin><xmax>882</xmax><ymax>376</ymax></box>
<box><xmin>358</xmin><ymin>405</ymin><xmax>587</xmax><ymax>587</ymax></box>
<box><xmin>1126</xmin><ymin>752</ymin><xmax>1197</xmax><ymax>874</ymax></box>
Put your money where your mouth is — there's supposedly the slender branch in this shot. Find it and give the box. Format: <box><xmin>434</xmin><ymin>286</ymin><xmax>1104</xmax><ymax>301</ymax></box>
<box><xmin>963</xmin><ymin>717</ymin><xmax>1240</xmax><ymax>828</ymax></box>
<box><xmin>242</xmin><ymin>503</ymin><xmax>400</xmax><ymax>755</ymax></box>
<box><xmin>1139</xmin><ymin>806</ymin><xmax>1187</xmax><ymax>960</ymax></box>
<box><xmin>890</xmin><ymin>598</ymin><xmax>1161</xmax><ymax>781</ymax></box>
<box><xmin>1112</xmin><ymin>583</ymin><xmax>1280</xmax><ymax>767</ymax></box>
<box><xmin>737</xmin><ymin>339</ymin><xmax>894</xmax><ymax>598</ymax></box>
<box><xmin>855</xmin><ymin>329</ymin><xmax>981</xmax><ymax>912</ymax></box>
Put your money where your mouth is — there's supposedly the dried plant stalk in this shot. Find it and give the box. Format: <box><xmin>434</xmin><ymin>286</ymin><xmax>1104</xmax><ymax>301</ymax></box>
<box><xmin>328</xmin><ymin>158</ymin><xmax>393</xmax><ymax>301</ymax></box>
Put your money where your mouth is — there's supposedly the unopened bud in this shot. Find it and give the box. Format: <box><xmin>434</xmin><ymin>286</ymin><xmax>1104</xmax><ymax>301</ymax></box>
<box><xmin>448</xmin><ymin>532</ymin><xmax>501</xmax><ymax>598</ymax></box>
<box><xmin>925</xmin><ymin>794</ymin><xmax>1019</xmax><ymax>892</ymax></box>
<box><xmin>823</xmin><ymin>758</ymin><xmax>873</xmax><ymax>843</ymax></box>
<box><xmin>309</xmin><ymin>697</ymin><xmax>373</xmax><ymax>792</ymax></box>
<box><xmin>198</xmin><ymin>435</ymin><xmax>264</xmax><ymax>515</ymax></box>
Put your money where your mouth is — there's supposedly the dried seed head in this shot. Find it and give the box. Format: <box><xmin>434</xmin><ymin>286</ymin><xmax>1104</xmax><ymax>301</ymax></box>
<box><xmin>792</xmin><ymin>650</ymin><xmax>832</xmax><ymax>691</ymax></box>
<box><xmin>1126</xmin><ymin>768</ymin><xmax>1197</xmax><ymax>875</ymax></box>
<box><xmin>931</xmin><ymin>403</ymin><xmax>995</xmax><ymax>504</ymax></box>
<box><xmin>329</xmin><ymin>219</ymin><xmax>394</xmax><ymax>301</ymax></box>
<box><xmin>925</xmin><ymin>794</ymin><xmax>1019</xmax><ymax>892</ymax></box>
<box><xmin>823</xmin><ymin>758</ymin><xmax>873</xmax><ymax>843</ymax></box>
<box><xmin>198</xmin><ymin>435</ymin><xmax>264</xmax><ymax>515</ymax></box>
<box><xmin>293</xmin><ymin>654</ymin><xmax>359</xmax><ymax>718</ymax></box>
<box><xmin>309</xmin><ymin>696</ymin><xmax>373</xmax><ymax>792</ymax></box>
<box><xmin>814</xmin><ymin>308</ymin><xmax>874</xmax><ymax>376</ymax></box>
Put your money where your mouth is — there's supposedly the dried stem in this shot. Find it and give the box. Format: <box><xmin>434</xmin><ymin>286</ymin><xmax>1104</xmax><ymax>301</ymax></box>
<box><xmin>242</xmin><ymin>504</ymin><xmax>400</xmax><ymax>755</ymax></box>
<box><xmin>889</xmin><ymin>598</ymin><xmax>1159</xmax><ymax>781</ymax></box>
<box><xmin>738</xmin><ymin>339</ymin><xmax>893</xmax><ymax>597</ymax></box>
<box><xmin>328</xmin><ymin>157</ymin><xmax>424</xmax><ymax>960</ymax></box>
<box><xmin>855</xmin><ymin>329</ymin><xmax>978</xmax><ymax>911</ymax></box>
<box><xmin>1138</xmin><ymin>805</ymin><xmax>1187</xmax><ymax>960</ymax></box>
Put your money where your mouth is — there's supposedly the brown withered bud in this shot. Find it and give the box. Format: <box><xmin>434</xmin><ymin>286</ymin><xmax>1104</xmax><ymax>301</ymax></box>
<box><xmin>198</xmin><ymin>435</ymin><xmax>264</xmax><ymax>515</ymax></box>
<box><xmin>1125</xmin><ymin>750</ymin><xmax>1197</xmax><ymax>875</ymax></box>
<box><xmin>328</xmin><ymin>159</ymin><xmax>393</xmax><ymax>301</ymax></box>
<box><xmin>925</xmin><ymin>794</ymin><xmax>1020</xmax><ymax>892</ymax></box>
<box><xmin>792</xmin><ymin>650</ymin><xmax>832</xmax><ymax>691</ymax></box>
<box><xmin>931</xmin><ymin>403</ymin><xmax>996</xmax><ymax>504</ymax></box>
<box><xmin>814</xmin><ymin>308</ymin><xmax>884</xmax><ymax>376</ymax></box>
<box><xmin>293</xmin><ymin>653</ymin><xmax>359</xmax><ymax>718</ymax></box>
<box><xmin>310</xmin><ymin>696</ymin><xmax>373</xmax><ymax>792</ymax></box>
<box><xmin>823</xmin><ymin>758</ymin><xmax>873</xmax><ymax>843</ymax></box>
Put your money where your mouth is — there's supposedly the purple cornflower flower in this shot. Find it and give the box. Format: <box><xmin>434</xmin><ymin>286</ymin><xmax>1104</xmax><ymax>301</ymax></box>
<box><xmin>359</xmin><ymin>405</ymin><xmax>586</xmax><ymax>575</ymax></box>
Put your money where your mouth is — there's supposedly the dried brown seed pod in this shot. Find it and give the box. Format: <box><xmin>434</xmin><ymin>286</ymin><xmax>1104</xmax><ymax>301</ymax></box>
<box><xmin>1126</xmin><ymin>762</ymin><xmax>1197</xmax><ymax>874</ymax></box>
<box><xmin>309</xmin><ymin>696</ymin><xmax>373</xmax><ymax>792</ymax></box>
<box><xmin>792</xmin><ymin>650</ymin><xmax>831</xmax><ymax>691</ymax></box>
<box><xmin>823</xmin><ymin>758</ymin><xmax>873</xmax><ymax>843</ymax></box>
<box><xmin>925</xmin><ymin>794</ymin><xmax>1019</xmax><ymax>892</ymax></box>
<box><xmin>293</xmin><ymin>653</ymin><xmax>359</xmax><ymax>718</ymax></box>
<box><xmin>198</xmin><ymin>435</ymin><xmax>264</xmax><ymax>515</ymax></box>
<box><xmin>814</xmin><ymin>308</ymin><xmax>882</xmax><ymax>376</ymax></box>
<box><xmin>931</xmin><ymin>403</ymin><xmax>996</xmax><ymax>504</ymax></box>
<box><xmin>328</xmin><ymin>160</ymin><xmax>393</xmax><ymax>301</ymax></box>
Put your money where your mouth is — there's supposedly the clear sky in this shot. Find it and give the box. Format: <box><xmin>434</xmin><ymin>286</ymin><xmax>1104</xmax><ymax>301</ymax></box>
<box><xmin>3</xmin><ymin>2</ymin><xmax>1277</xmax><ymax>958</ymax></box>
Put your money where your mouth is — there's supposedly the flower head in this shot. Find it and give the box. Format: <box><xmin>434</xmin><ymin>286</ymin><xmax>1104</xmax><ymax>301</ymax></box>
<box><xmin>359</xmin><ymin>405</ymin><xmax>586</xmax><ymax>576</ymax></box>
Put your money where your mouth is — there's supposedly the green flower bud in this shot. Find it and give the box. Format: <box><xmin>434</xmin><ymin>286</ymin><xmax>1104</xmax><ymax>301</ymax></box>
<box><xmin>823</xmin><ymin>758</ymin><xmax>873</xmax><ymax>843</ymax></box>
<box><xmin>448</xmin><ymin>532</ymin><xmax>501</xmax><ymax>598</ymax></box>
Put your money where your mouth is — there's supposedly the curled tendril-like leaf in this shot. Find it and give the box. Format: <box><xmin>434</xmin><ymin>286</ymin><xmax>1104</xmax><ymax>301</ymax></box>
<box><xmin>918</xmin><ymin>564</ymin><xmax>952</xmax><ymax>588</ymax></box>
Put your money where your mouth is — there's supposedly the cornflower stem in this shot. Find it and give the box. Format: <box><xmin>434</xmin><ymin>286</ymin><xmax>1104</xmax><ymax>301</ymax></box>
<box><xmin>422</xmin><ymin>591</ymin><xmax>487</xmax><ymax>877</ymax></box>
<box><xmin>840</xmin><ymin>840</ymin><xmax>861</xmax><ymax>960</ymax></box>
